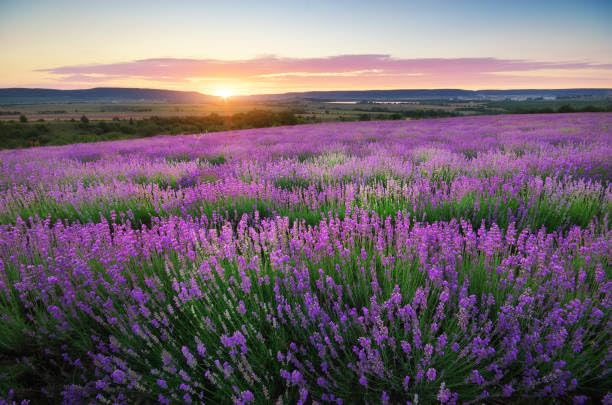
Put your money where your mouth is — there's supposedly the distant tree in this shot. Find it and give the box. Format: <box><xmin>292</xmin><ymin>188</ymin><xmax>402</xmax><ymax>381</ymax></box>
<box><xmin>80</xmin><ymin>115</ymin><xmax>90</xmax><ymax>124</ymax></box>
<box><xmin>579</xmin><ymin>105</ymin><xmax>603</xmax><ymax>113</ymax></box>
<box><xmin>19</xmin><ymin>114</ymin><xmax>28</xmax><ymax>123</ymax></box>
<box><xmin>558</xmin><ymin>105</ymin><xmax>575</xmax><ymax>113</ymax></box>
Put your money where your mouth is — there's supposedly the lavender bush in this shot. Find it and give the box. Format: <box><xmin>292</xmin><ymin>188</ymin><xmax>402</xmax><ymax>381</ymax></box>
<box><xmin>0</xmin><ymin>113</ymin><xmax>610</xmax><ymax>404</ymax></box>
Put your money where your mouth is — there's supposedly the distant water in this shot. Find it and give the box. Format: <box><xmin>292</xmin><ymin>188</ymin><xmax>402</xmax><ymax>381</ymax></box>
<box><xmin>324</xmin><ymin>101</ymin><xmax>419</xmax><ymax>104</ymax></box>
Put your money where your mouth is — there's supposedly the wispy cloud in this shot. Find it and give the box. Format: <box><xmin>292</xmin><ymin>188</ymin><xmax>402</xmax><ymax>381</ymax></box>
<box><xmin>38</xmin><ymin>55</ymin><xmax>612</xmax><ymax>93</ymax></box>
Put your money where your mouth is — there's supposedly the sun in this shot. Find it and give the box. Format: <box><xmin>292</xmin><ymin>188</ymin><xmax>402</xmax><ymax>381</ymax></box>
<box><xmin>215</xmin><ymin>89</ymin><xmax>233</xmax><ymax>100</ymax></box>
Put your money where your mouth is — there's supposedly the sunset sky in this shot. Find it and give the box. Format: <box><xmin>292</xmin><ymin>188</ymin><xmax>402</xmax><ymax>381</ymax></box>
<box><xmin>1</xmin><ymin>0</ymin><xmax>611</xmax><ymax>95</ymax></box>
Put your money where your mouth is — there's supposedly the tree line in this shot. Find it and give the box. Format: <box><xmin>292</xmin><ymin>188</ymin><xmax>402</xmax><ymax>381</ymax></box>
<box><xmin>1</xmin><ymin>110</ymin><xmax>300</xmax><ymax>149</ymax></box>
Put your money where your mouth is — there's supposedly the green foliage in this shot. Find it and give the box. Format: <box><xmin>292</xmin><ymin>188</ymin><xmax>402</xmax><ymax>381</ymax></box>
<box><xmin>274</xmin><ymin>176</ymin><xmax>311</xmax><ymax>191</ymax></box>
<box><xmin>197</xmin><ymin>154</ymin><xmax>226</xmax><ymax>166</ymax></box>
<box><xmin>462</xmin><ymin>149</ymin><xmax>478</xmax><ymax>160</ymax></box>
<box><xmin>297</xmin><ymin>151</ymin><xmax>317</xmax><ymax>162</ymax></box>
<box><xmin>0</xmin><ymin>110</ymin><xmax>303</xmax><ymax>149</ymax></box>
<box><xmin>133</xmin><ymin>173</ymin><xmax>178</xmax><ymax>190</ymax></box>
<box><xmin>165</xmin><ymin>153</ymin><xmax>192</xmax><ymax>164</ymax></box>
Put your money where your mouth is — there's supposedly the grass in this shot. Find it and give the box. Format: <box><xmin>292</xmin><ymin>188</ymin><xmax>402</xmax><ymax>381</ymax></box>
<box><xmin>273</xmin><ymin>176</ymin><xmax>311</xmax><ymax>191</ymax></box>
<box><xmin>1</xmin><ymin>179</ymin><xmax>609</xmax><ymax>234</ymax></box>
<box><xmin>198</xmin><ymin>154</ymin><xmax>227</xmax><ymax>166</ymax></box>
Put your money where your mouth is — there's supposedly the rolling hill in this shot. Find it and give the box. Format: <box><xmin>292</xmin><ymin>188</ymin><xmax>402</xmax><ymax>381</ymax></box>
<box><xmin>1</xmin><ymin>87</ymin><xmax>610</xmax><ymax>104</ymax></box>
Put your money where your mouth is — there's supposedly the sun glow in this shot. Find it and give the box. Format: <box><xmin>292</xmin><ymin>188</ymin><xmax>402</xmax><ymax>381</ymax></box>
<box><xmin>215</xmin><ymin>88</ymin><xmax>233</xmax><ymax>99</ymax></box>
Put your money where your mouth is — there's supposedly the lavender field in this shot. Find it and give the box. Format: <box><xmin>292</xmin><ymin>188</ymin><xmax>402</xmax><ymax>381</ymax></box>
<box><xmin>0</xmin><ymin>113</ymin><xmax>611</xmax><ymax>404</ymax></box>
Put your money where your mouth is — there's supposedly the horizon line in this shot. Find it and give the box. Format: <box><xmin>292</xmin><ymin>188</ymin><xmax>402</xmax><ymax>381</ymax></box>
<box><xmin>2</xmin><ymin>86</ymin><xmax>612</xmax><ymax>98</ymax></box>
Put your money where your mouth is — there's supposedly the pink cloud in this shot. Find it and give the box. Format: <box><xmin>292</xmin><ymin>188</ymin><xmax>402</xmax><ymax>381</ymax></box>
<box><xmin>38</xmin><ymin>55</ymin><xmax>612</xmax><ymax>92</ymax></box>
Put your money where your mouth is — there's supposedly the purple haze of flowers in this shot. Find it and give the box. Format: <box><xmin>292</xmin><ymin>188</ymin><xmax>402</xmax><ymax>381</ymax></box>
<box><xmin>0</xmin><ymin>114</ymin><xmax>610</xmax><ymax>403</ymax></box>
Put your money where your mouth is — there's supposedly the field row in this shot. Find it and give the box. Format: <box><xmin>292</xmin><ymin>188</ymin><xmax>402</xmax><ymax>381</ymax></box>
<box><xmin>0</xmin><ymin>114</ymin><xmax>610</xmax><ymax>403</ymax></box>
<box><xmin>1</xmin><ymin>211</ymin><xmax>610</xmax><ymax>403</ymax></box>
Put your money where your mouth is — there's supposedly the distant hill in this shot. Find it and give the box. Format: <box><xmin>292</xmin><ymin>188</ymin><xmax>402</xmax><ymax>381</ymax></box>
<box><xmin>254</xmin><ymin>88</ymin><xmax>612</xmax><ymax>101</ymax></box>
<box><xmin>0</xmin><ymin>87</ymin><xmax>214</xmax><ymax>104</ymax></box>
<box><xmin>1</xmin><ymin>87</ymin><xmax>611</xmax><ymax>104</ymax></box>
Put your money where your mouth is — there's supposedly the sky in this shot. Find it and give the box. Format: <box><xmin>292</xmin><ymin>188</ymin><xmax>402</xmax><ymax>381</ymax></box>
<box><xmin>1</xmin><ymin>0</ymin><xmax>611</xmax><ymax>95</ymax></box>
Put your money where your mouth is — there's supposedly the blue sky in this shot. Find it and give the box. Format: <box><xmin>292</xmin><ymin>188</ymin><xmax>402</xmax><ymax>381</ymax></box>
<box><xmin>1</xmin><ymin>0</ymin><xmax>611</xmax><ymax>93</ymax></box>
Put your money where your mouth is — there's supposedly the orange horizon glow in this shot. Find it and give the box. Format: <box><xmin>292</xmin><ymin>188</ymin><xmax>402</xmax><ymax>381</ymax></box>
<box><xmin>2</xmin><ymin>56</ymin><xmax>610</xmax><ymax>96</ymax></box>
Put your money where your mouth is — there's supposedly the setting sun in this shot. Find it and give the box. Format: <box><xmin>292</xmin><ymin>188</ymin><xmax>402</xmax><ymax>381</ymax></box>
<box><xmin>215</xmin><ymin>89</ymin><xmax>233</xmax><ymax>99</ymax></box>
